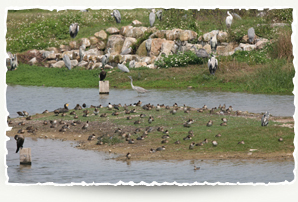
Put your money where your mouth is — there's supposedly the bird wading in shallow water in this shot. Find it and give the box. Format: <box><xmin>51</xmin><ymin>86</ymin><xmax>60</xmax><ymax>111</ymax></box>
<box><xmin>128</xmin><ymin>76</ymin><xmax>149</xmax><ymax>93</ymax></box>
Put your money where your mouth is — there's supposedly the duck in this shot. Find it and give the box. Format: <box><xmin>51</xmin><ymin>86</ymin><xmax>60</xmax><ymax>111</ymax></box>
<box><xmin>197</xmin><ymin>108</ymin><xmax>204</xmax><ymax>113</ymax></box>
<box><xmin>70</xmin><ymin>111</ymin><xmax>76</xmax><ymax>115</ymax></box>
<box><xmin>14</xmin><ymin>134</ymin><xmax>24</xmax><ymax>153</ymax></box>
<box><xmin>161</xmin><ymin>139</ymin><xmax>168</xmax><ymax>144</ymax></box>
<box><xmin>7</xmin><ymin>120</ymin><xmax>13</xmax><ymax>125</ymax></box>
<box><xmin>61</xmin><ymin>113</ymin><xmax>66</xmax><ymax>117</ymax></box>
<box><xmin>221</xmin><ymin>117</ymin><xmax>227</xmax><ymax>123</ymax></box>
<box><xmin>26</xmin><ymin>116</ymin><xmax>32</xmax><ymax>120</ymax></box>
<box><xmin>74</xmin><ymin>104</ymin><xmax>82</xmax><ymax>110</ymax></box>
<box><xmin>206</xmin><ymin>120</ymin><xmax>213</xmax><ymax>127</ymax></box>
<box><xmin>100</xmin><ymin>113</ymin><xmax>107</xmax><ymax>117</ymax></box>
<box><xmin>59</xmin><ymin>128</ymin><xmax>67</xmax><ymax>132</ymax></box>
<box><xmin>82</xmin><ymin>103</ymin><xmax>87</xmax><ymax>108</ymax></box>
<box><xmin>173</xmin><ymin>103</ymin><xmax>178</xmax><ymax>107</ymax></box>
<box><xmin>88</xmin><ymin>134</ymin><xmax>96</xmax><ymax>141</ymax></box>
<box><xmin>156</xmin><ymin>104</ymin><xmax>160</xmax><ymax>111</ymax></box>
<box><xmin>130</xmin><ymin>109</ymin><xmax>136</xmax><ymax>113</ymax></box>
<box><xmin>18</xmin><ymin>121</ymin><xmax>25</xmax><ymax>126</ymax></box>
<box><xmin>146</xmin><ymin>126</ymin><xmax>154</xmax><ymax>133</ymax></box>
<box><xmin>114</xmin><ymin>128</ymin><xmax>122</xmax><ymax>133</ymax></box>
<box><xmin>126</xmin><ymin>152</ymin><xmax>131</xmax><ymax>160</ymax></box>
<box><xmin>183</xmin><ymin>135</ymin><xmax>192</xmax><ymax>140</ymax></box>
<box><xmin>125</xmin><ymin>110</ymin><xmax>131</xmax><ymax>114</ymax></box>
<box><xmin>170</xmin><ymin>108</ymin><xmax>177</xmax><ymax>115</ymax></box>
<box><xmin>195</xmin><ymin>142</ymin><xmax>204</xmax><ymax>146</ymax></box>
<box><xmin>278</xmin><ymin>137</ymin><xmax>283</xmax><ymax>142</ymax></box>
<box><xmin>112</xmin><ymin>111</ymin><xmax>119</xmax><ymax>116</ymax></box>
<box><xmin>148</xmin><ymin>116</ymin><xmax>154</xmax><ymax>124</ymax></box>
<box><xmin>62</xmin><ymin>124</ymin><xmax>70</xmax><ymax>129</ymax></box>
<box><xmin>189</xmin><ymin>142</ymin><xmax>195</xmax><ymax>150</ymax></box>
<box><xmin>99</xmin><ymin>68</ymin><xmax>107</xmax><ymax>81</ymax></box>
<box><xmin>156</xmin><ymin>146</ymin><xmax>165</xmax><ymax>151</ymax></box>
<box><xmin>135</xmin><ymin>128</ymin><xmax>141</xmax><ymax>133</ymax></box>
<box><xmin>165</xmin><ymin>105</ymin><xmax>170</xmax><ymax>110</ymax></box>
<box><xmin>212</xmin><ymin>140</ymin><xmax>218</xmax><ymax>146</ymax></box>
<box><xmin>43</xmin><ymin>120</ymin><xmax>48</xmax><ymax>125</ymax></box>
<box><xmin>194</xmin><ymin>166</ymin><xmax>200</xmax><ymax>171</ymax></box>
<box><xmin>49</xmin><ymin>120</ymin><xmax>57</xmax><ymax>125</ymax></box>
<box><xmin>23</xmin><ymin>111</ymin><xmax>29</xmax><ymax>117</ymax></box>
<box><xmin>203</xmin><ymin>138</ymin><xmax>208</xmax><ymax>144</ymax></box>
<box><xmin>17</xmin><ymin>111</ymin><xmax>24</xmax><ymax>117</ymax></box>
<box><xmin>127</xmin><ymin>116</ymin><xmax>132</xmax><ymax>120</ymax></box>
<box><xmin>140</xmin><ymin>113</ymin><xmax>146</xmax><ymax>118</ymax></box>
<box><xmin>150</xmin><ymin>148</ymin><xmax>156</xmax><ymax>153</ymax></box>
<box><xmin>107</xmin><ymin>103</ymin><xmax>113</xmax><ymax>110</ymax></box>
<box><xmin>57</xmin><ymin>103</ymin><xmax>70</xmax><ymax>113</ymax></box>
<box><xmin>59</xmin><ymin>120</ymin><xmax>66</xmax><ymax>125</ymax></box>
<box><xmin>157</xmin><ymin>126</ymin><xmax>164</xmax><ymax>132</ymax></box>
<box><xmin>175</xmin><ymin>140</ymin><xmax>181</xmax><ymax>144</ymax></box>
<box><xmin>82</xmin><ymin>121</ymin><xmax>89</xmax><ymax>130</ymax></box>
<box><xmin>83</xmin><ymin>109</ymin><xmax>90</xmax><ymax>115</ymax></box>
<box><xmin>90</xmin><ymin>105</ymin><xmax>96</xmax><ymax>108</ymax></box>
<box><xmin>128</xmin><ymin>139</ymin><xmax>135</xmax><ymax>144</ymax></box>
<box><xmin>17</xmin><ymin>129</ymin><xmax>25</xmax><ymax>134</ymax></box>
<box><xmin>113</xmin><ymin>105</ymin><xmax>119</xmax><ymax>110</ymax></box>
<box><xmin>136</xmin><ymin>136</ymin><xmax>144</xmax><ymax>140</ymax></box>
<box><xmin>136</xmin><ymin>100</ymin><xmax>142</xmax><ymax>107</ymax></box>
<box><xmin>71</xmin><ymin>121</ymin><xmax>77</xmax><ymax>126</ymax></box>
<box><xmin>202</xmin><ymin>105</ymin><xmax>207</xmax><ymax>110</ymax></box>
<box><xmin>134</xmin><ymin>120</ymin><xmax>141</xmax><ymax>124</ymax></box>
<box><xmin>162</xmin><ymin>134</ymin><xmax>170</xmax><ymax>139</ymax></box>
<box><xmin>188</xmin><ymin>130</ymin><xmax>194</xmax><ymax>136</ymax></box>
<box><xmin>42</xmin><ymin>110</ymin><xmax>49</xmax><ymax>114</ymax></box>
<box><xmin>238</xmin><ymin>140</ymin><xmax>245</xmax><ymax>144</ymax></box>
<box><xmin>220</xmin><ymin>122</ymin><xmax>227</xmax><ymax>126</ymax></box>
<box><xmin>215</xmin><ymin>133</ymin><xmax>221</xmax><ymax>137</ymax></box>
<box><xmin>74</xmin><ymin>115</ymin><xmax>79</xmax><ymax>119</ymax></box>
<box><xmin>50</xmin><ymin>124</ymin><xmax>57</xmax><ymax>128</ymax></box>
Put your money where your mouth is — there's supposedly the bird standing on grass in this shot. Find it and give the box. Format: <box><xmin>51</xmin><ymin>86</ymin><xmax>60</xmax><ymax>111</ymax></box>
<box><xmin>208</xmin><ymin>55</ymin><xmax>218</xmax><ymax>75</ymax></box>
<box><xmin>111</xmin><ymin>10</ymin><xmax>121</xmax><ymax>23</ymax></box>
<box><xmin>69</xmin><ymin>23</ymin><xmax>79</xmax><ymax>38</ymax></box>
<box><xmin>118</xmin><ymin>62</ymin><xmax>130</xmax><ymax>73</ymax></box>
<box><xmin>226</xmin><ymin>11</ymin><xmax>233</xmax><ymax>29</ymax></box>
<box><xmin>261</xmin><ymin>111</ymin><xmax>270</xmax><ymax>126</ymax></box>
<box><xmin>149</xmin><ymin>9</ymin><xmax>156</xmax><ymax>27</ymax></box>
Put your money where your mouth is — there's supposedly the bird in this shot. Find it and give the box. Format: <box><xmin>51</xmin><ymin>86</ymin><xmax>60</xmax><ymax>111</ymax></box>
<box><xmin>226</xmin><ymin>11</ymin><xmax>233</xmax><ymax>29</ymax></box>
<box><xmin>128</xmin><ymin>76</ymin><xmax>149</xmax><ymax>93</ymax></box>
<box><xmin>94</xmin><ymin>108</ymin><xmax>99</xmax><ymax>115</ymax></box>
<box><xmin>56</xmin><ymin>103</ymin><xmax>69</xmax><ymax>113</ymax></box>
<box><xmin>63</xmin><ymin>55</ymin><xmax>72</xmax><ymax>70</ymax></box>
<box><xmin>17</xmin><ymin>111</ymin><xmax>24</xmax><ymax>117</ymax></box>
<box><xmin>23</xmin><ymin>111</ymin><xmax>29</xmax><ymax>117</ymax></box>
<box><xmin>248</xmin><ymin>27</ymin><xmax>256</xmax><ymax>44</ymax></box>
<box><xmin>156</xmin><ymin>104</ymin><xmax>161</xmax><ymax>111</ymax></box>
<box><xmin>82</xmin><ymin>121</ymin><xmax>89</xmax><ymax>130</ymax></box>
<box><xmin>111</xmin><ymin>10</ymin><xmax>121</xmax><ymax>23</ymax></box>
<box><xmin>79</xmin><ymin>45</ymin><xmax>85</xmax><ymax>62</ymax></box>
<box><xmin>215</xmin><ymin>133</ymin><xmax>222</xmax><ymax>137</ymax></box>
<box><xmin>210</xmin><ymin>32</ymin><xmax>219</xmax><ymax>52</ymax></box>
<box><xmin>148</xmin><ymin>116</ymin><xmax>154</xmax><ymax>124</ymax></box>
<box><xmin>221</xmin><ymin>118</ymin><xmax>227</xmax><ymax>123</ymax></box>
<box><xmin>150</xmin><ymin>148</ymin><xmax>156</xmax><ymax>153</ymax></box>
<box><xmin>156</xmin><ymin>9</ymin><xmax>162</xmax><ymax>21</ymax></box>
<box><xmin>261</xmin><ymin>111</ymin><xmax>270</xmax><ymax>126</ymax></box>
<box><xmin>238</xmin><ymin>140</ymin><xmax>245</xmax><ymax>144</ymax></box>
<box><xmin>14</xmin><ymin>134</ymin><xmax>24</xmax><ymax>153</ymax></box>
<box><xmin>194</xmin><ymin>166</ymin><xmax>200</xmax><ymax>171</ymax></box>
<box><xmin>206</xmin><ymin>120</ymin><xmax>213</xmax><ymax>127</ymax></box>
<box><xmin>10</xmin><ymin>54</ymin><xmax>18</xmax><ymax>71</ymax></box>
<box><xmin>108</xmin><ymin>103</ymin><xmax>113</xmax><ymax>110</ymax></box>
<box><xmin>101</xmin><ymin>48</ymin><xmax>111</xmax><ymax>69</ymax></box>
<box><xmin>42</xmin><ymin>110</ymin><xmax>49</xmax><ymax>114</ymax></box>
<box><xmin>208</xmin><ymin>55</ymin><xmax>218</xmax><ymax>75</ymax></box>
<box><xmin>189</xmin><ymin>142</ymin><xmax>195</xmax><ymax>150</ymax></box>
<box><xmin>278</xmin><ymin>137</ymin><xmax>283</xmax><ymax>142</ymax></box>
<box><xmin>69</xmin><ymin>23</ymin><xmax>79</xmax><ymax>38</ymax></box>
<box><xmin>88</xmin><ymin>134</ymin><xmax>96</xmax><ymax>141</ymax></box>
<box><xmin>126</xmin><ymin>152</ymin><xmax>131</xmax><ymax>160</ymax></box>
<box><xmin>117</xmin><ymin>62</ymin><xmax>130</xmax><ymax>73</ymax></box>
<box><xmin>156</xmin><ymin>146</ymin><xmax>165</xmax><ymax>151</ymax></box>
<box><xmin>82</xmin><ymin>103</ymin><xmax>86</xmax><ymax>108</ymax></box>
<box><xmin>149</xmin><ymin>9</ymin><xmax>156</xmax><ymax>27</ymax></box>
<box><xmin>191</xmin><ymin>46</ymin><xmax>210</xmax><ymax>58</ymax></box>
<box><xmin>212</xmin><ymin>140</ymin><xmax>218</xmax><ymax>146</ymax></box>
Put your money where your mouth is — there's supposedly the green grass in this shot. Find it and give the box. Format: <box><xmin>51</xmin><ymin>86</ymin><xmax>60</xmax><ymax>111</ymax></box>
<box><xmin>32</xmin><ymin>104</ymin><xmax>294</xmax><ymax>154</ymax></box>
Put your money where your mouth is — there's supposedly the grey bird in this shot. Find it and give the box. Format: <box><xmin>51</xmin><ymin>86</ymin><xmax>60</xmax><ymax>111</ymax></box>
<box><xmin>192</xmin><ymin>46</ymin><xmax>210</xmax><ymax>58</ymax></box>
<box><xmin>10</xmin><ymin>54</ymin><xmax>18</xmax><ymax>71</ymax></box>
<box><xmin>261</xmin><ymin>111</ymin><xmax>270</xmax><ymax>126</ymax></box>
<box><xmin>128</xmin><ymin>76</ymin><xmax>149</xmax><ymax>93</ymax></box>
<box><xmin>156</xmin><ymin>9</ymin><xmax>162</xmax><ymax>21</ymax></box>
<box><xmin>208</xmin><ymin>55</ymin><xmax>218</xmax><ymax>75</ymax></box>
<box><xmin>69</xmin><ymin>23</ymin><xmax>79</xmax><ymax>38</ymax></box>
<box><xmin>118</xmin><ymin>62</ymin><xmax>130</xmax><ymax>73</ymax></box>
<box><xmin>79</xmin><ymin>45</ymin><xmax>85</xmax><ymax>62</ymax></box>
<box><xmin>63</xmin><ymin>55</ymin><xmax>72</xmax><ymax>70</ymax></box>
<box><xmin>111</xmin><ymin>10</ymin><xmax>121</xmax><ymax>23</ymax></box>
<box><xmin>149</xmin><ymin>9</ymin><xmax>156</xmax><ymax>27</ymax></box>
<box><xmin>101</xmin><ymin>48</ymin><xmax>111</xmax><ymax>69</ymax></box>
<box><xmin>248</xmin><ymin>27</ymin><xmax>256</xmax><ymax>44</ymax></box>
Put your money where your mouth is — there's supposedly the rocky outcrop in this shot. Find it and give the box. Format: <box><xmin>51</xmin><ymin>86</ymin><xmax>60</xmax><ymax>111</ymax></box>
<box><xmin>106</xmin><ymin>27</ymin><xmax>120</xmax><ymax>35</ymax></box>
<box><xmin>106</xmin><ymin>35</ymin><xmax>125</xmax><ymax>54</ymax></box>
<box><xmin>80</xmin><ymin>38</ymin><xmax>91</xmax><ymax>47</ymax></box>
<box><xmin>125</xmin><ymin>27</ymin><xmax>148</xmax><ymax>38</ymax></box>
<box><xmin>121</xmin><ymin>37</ymin><xmax>137</xmax><ymax>54</ymax></box>
<box><xmin>94</xmin><ymin>30</ymin><xmax>107</xmax><ymax>40</ymax></box>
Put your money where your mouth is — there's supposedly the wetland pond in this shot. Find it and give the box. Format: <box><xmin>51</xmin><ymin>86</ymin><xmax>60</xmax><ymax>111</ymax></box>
<box><xmin>6</xmin><ymin>85</ymin><xmax>295</xmax><ymax>184</ymax></box>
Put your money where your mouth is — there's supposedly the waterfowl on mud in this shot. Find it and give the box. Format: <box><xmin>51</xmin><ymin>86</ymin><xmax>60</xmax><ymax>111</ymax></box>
<box><xmin>17</xmin><ymin>129</ymin><xmax>25</xmax><ymax>134</ymax></box>
<box><xmin>137</xmin><ymin>136</ymin><xmax>145</xmax><ymax>140</ymax></box>
<box><xmin>43</xmin><ymin>120</ymin><xmax>48</xmax><ymax>125</ymax></box>
<box><xmin>140</xmin><ymin>113</ymin><xmax>146</xmax><ymax>118</ymax></box>
<box><xmin>156</xmin><ymin>104</ymin><xmax>161</xmax><ymax>111</ymax></box>
<box><xmin>128</xmin><ymin>139</ymin><xmax>135</xmax><ymax>144</ymax></box>
<box><xmin>14</xmin><ymin>134</ymin><xmax>24</xmax><ymax>153</ymax></box>
<box><xmin>156</xmin><ymin>146</ymin><xmax>165</xmax><ymax>151</ymax></box>
<box><xmin>162</xmin><ymin>134</ymin><xmax>170</xmax><ymax>139</ymax></box>
<box><xmin>126</xmin><ymin>152</ymin><xmax>131</xmax><ymax>160</ymax></box>
<box><xmin>74</xmin><ymin>115</ymin><xmax>79</xmax><ymax>119</ymax></box>
<box><xmin>163</xmin><ymin>130</ymin><xmax>169</xmax><ymax>135</ymax></box>
<box><xmin>88</xmin><ymin>134</ymin><xmax>96</xmax><ymax>141</ymax></box>
<box><xmin>17</xmin><ymin>111</ymin><xmax>24</xmax><ymax>117</ymax></box>
<box><xmin>18</xmin><ymin>121</ymin><xmax>25</xmax><ymax>126</ymax></box>
<box><xmin>183</xmin><ymin>135</ymin><xmax>192</xmax><ymax>140</ymax></box>
<box><xmin>195</xmin><ymin>142</ymin><xmax>204</xmax><ymax>146</ymax></box>
<box><xmin>82</xmin><ymin>121</ymin><xmax>89</xmax><ymax>130</ymax></box>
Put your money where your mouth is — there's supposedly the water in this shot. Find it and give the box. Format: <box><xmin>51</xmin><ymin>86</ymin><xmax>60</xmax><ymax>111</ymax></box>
<box><xmin>6</xmin><ymin>85</ymin><xmax>294</xmax><ymax>117</ymax></box>
<box><xmin>6</xmin><ymin>137</ymin><xmax>294</xmax><ymax>184</ymax></box>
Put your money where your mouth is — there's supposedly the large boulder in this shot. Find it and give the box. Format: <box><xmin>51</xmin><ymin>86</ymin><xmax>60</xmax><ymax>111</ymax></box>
<box><xmin>136</xmin><ymin>40</ymin><xmax>147</xmax><ymax>57</ymax></box>
<box><xmin>51</xmin><ymin>61</ymin><xmax>65</xmax><ymax>68</ymax></box>
<box><xmin>47</xmin><ymin>47</ymin><xmax>59</xmax><ymax>53</ymax></box>
<box><xmin>166</xmin><ymin>29</ymin><xmax>182</xmax><ymax>40</ymax></box>
<box><xmin>121</xmin><ymin>37</ymin><xmax>137</xmax><ymax>54</ymax></box>
<box><xmin>106</xmin><ymin>27</ymin><xmax>120</xmax><ymax>35</ymax></box>
<box><xmin>46</xmin><ymin>53</ymin><xmax>56</xmax><ymax>60</ymax></box>
<box><xmin>217</xmin><ymin>31</ymin><xmax>228</xmax><ymax>43</ymax></box>
<box><xmin>150</xmin><ymin>30</ymin><xmax>166</xmax><ymax>39</ymax></box>
<box><xmin>85</xmin><ymin>48</ymin><xmax>101</xmax><ymax>56</ymax></box>
<box><xmin>203</xmin><ymin>30</ymin><xmax>219</xmax><ymax>41</ymax></box>
<box><xmin>184</xmin><ymin>43</ymin><xmax>202</xmax><ymax>53</ymax></box>
<box><xmin>125</xmin><ymin>27</ymin><xmax>148</xmax><ymax>38</ymax></box>
<box><xmin>70</xmin><ymin>60</ymin><xmax>78</xmax><ymax>67</ymax></box>
<box><xmin>179</xmin><ymin>30</ymin><xmax>197</xmax><ymax>42</ymax></box>
<box><xmin>89</xmin><ymin>36</ymin><xmax>99</xmax><ymax>45</ymax></box>
<box><xmin>149</xmin><ymin>38</ymin><xmax>166</xmax><ymax>57</ymax></box>
<box><xmin>59</xmin><ymin>45</ymin><xmax>70</xmax><ymax>53</ymax></box>
<box><xmin>77</xmin><ymin>61</ymin><xmax>88</xmax><ymax>67</ymax></box>
<box><xmin>216</xmin><ymin>43</ymin><xmax>236</xmax><ymax>56</ymax></box>
<box><xmin>80</xmin><ymin>38</ymin><xmax>91</xmax><ymax>47</ymax></box>
<box><xmin>120</xmin><ymin>26</ymin><xmax>133</xmax><ymax>36</ymax></box>
<box><xmin>97</xmin><ymin>41</ymin><xmax>106</xmax><ymax>50</ymax></box>
<box><xmin>94</xmin><ymin>30</ymin><xmax>107</xmax><ymax>40</ymax></box>
<box><xmin>42</xmin><ymin>50</ymin><xmax>54</xmax><ymax>58</ymax></box>
<box><xmin>203</xmin><ymin>44</ymin><xmax>212</xmax><ymax>54</ymax></box>
<box><xmin>160</xmin><ymin>40</ymin><xmax>175</xmax><ymax>56</ymax></box>
<box><xmin>140</xmin><ymin>57</ymin><xmax>152</xmax><ymax>64</ymax></box>
<box><xmin>134</xmin><ymin>62</ymin><xmax>147</xmax><ymax>68</ymax></box>
<box><xmin>132</xmin><ymin>20</ymin><xmax>142</xmax><ymax>26</ymax></box>
<box><xmin>106</xmin><ymin>35</ymin><xmax>125</xmax><ymax>54</ymax></box>
<box><xmin>69</xmin><ymin>41</ymin><xmax>78</xmax><ymax>50</ymax></box>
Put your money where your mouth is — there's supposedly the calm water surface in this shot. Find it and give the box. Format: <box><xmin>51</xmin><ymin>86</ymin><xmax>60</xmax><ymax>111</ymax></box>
<box><xmin>6</xmin><ymin>85</ymin><xmax>294</xmax><ymax>117</ymax></box>
<box><xmin>6</xmin><ymin>137</ymin><xmax>294</xmax><ymax>184</ymax></box>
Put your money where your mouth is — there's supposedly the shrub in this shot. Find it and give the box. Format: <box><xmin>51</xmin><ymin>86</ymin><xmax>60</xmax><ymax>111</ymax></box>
<box><xmin>266</xmin><ymin>9</ymin><xmax>293</xmax><ymax>23</ymax></box>
<box><xmin>101</xmin><ymin>137</ymin><xmax>123</xmax><ymax>146</ymax></box>
<box><xmin>155</xmin><ymin>51</ymin><xmax>205</xmax><ymax>68</ymax></box>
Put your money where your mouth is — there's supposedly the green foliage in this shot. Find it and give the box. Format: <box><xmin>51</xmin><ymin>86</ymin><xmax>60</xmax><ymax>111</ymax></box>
<box><xmin>230</xmin><ymin>48</ymin><xmax>270</xmax><ymax>65</ymax></box>
<box><xmin>101</xmin><ymin>137</ymin><xmax>123</xmax><ymax>146</ymax></box>
<box><xmin>154</xmin><ymin>51</ymin><xmax>205</xmax><ymax>68</ymax></box>
<box><xmin>266</xmin><ymin>9</ymin><xmax>293</xmax><ymax>23</ymax></box>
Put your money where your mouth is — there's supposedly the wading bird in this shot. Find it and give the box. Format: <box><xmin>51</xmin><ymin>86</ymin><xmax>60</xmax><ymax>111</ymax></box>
<box><xmin>128</xmin><ymin>76</ymin><xmax>149</xmax><ymax>93</ymax></box>
<box><xmin>261</xmin><ymin>111</ymin><xmax>270</xmax><ymax>126</ymax></box>
<box><xmin>14</xmin><ymin>134</ymin><xmax>24</xmax><ymax>153</ymax></box>
<box><xmin>226</xmin><ymin>11</ymin><xmax>233</xmax><ymax>29</ymax></box>
<box><xmin>101</xmin><ymin>48</ymin><xmax>111</xmax><ymax>69</ymax></box>
<box><xmin>149</xmin><ymin>9</ymin><xmax>156</xmax><ymax>27</ymax></box>
<box><xmin>63</xmin><ymin>55</ymin><xmax>72</xmax><ymax>70</ymax></box>
<box><xmin>210</xmin><ymin>32</ymin><xmax>219</xmax><ymax>52</ymax></box>
<box><xmin>111</xmin><ymin>10</ymin><xmax>121</xmax><ymax>23</ymax></box>
<box><xmin>191</xmin><ymin>46</ymin><xmax>209</xmax><ymax>58</ymax></box>
<box><xmin>156</xmin><ymin>9</ymin><xmax>162</xmax><ymax>21</ymax></box>
<box><xmin>208</xmin><ymin>55</ymin><xmax>218</xmax><ymax>75</ymax></box>
<box><xmin>69</xmin><ymin>23</ymin><xmax>79</xmax><ymax>38</ymax></box>
<box><xmin>248</xmin><ymin>27</ymin><xmax>256</xmax><ymax>44</ymax></box>
<box><xmin>118</xmin><ymin>62</ymin><xmax>130</xmax><ymax>73</ymax></box>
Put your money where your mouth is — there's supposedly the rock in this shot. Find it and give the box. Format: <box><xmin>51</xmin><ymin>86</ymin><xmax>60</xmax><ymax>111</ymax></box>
<box><xmin>80</xmin><ymin>38</ymin><xmax>91</xmax><ymax>47</ymax></box>
<box><xmin>129</xmin><ymin>60</ymin><xmax>135</xmax><ymax>68</ymax></box>
<box><xmin>104</xmin><ymin>64</ymin><xmax>113</xmax><ymax>69</ymax></box>
<box><xmin>95</xmin><ymin>55</ymin><xmax>105</xmax><ymax>62</ymax></box>
<box><xmin>29</xmin><ymin>49</ymin><xmax>39</xmax><ymax>56</ymax></box>
<box><xmin>150</xmin><ymin>30</ymin><xmax>166</xmax><ymax>39</ymax></box>
<box><xmin>45</xmin><ymin>60</ymin><xmax>57</xmax><ymax>67</ymax></box>
<box><xmin>106</xmin><ymin>27</ymin><xmax>120</xmax><ymax>35</ymax></box>
<box><xmin>121</xmin><ymin>37</ymin><xmax>137</xmax><ymax>54</ymax></box>
<box><xmin>89</xmin><ymin>36</ymin><xmax>99</xmax><ymax>45</ymax></box>
<box><xmin>179</xmin><ymin>30</ymin><xmax>198</xmax><ymax>41</ymax></box>
<box><xmin>69</xmin><ymin>41</ymin><xmax>78</xmax><ymax>50</ymax></box>
<box><xmin>149</xmin><ymin>38</ymin><xmax>166</xmax><ymax>57</ymax></box>
<box><xmin>91</xmin><ymin>62</ymin><xmax>102</xmax><ymax>69</ymax></box>
<box><xmin>234</xmin><ymin>47</ymin><xmax>242</xmax><ymax>52</ymax></box>
<box><xmin>241</xmin><ymin>35</ymin><xmax>249</xmax><ymax>43</ymax></box>
<box><xmin>47</xmin><ymin>47</ymin><xmax>59</xmax><ymax>53</ymax></box>
<box><xmin>77</xmin><ymin>61</ymin><xmax>88</xmax><ymax>67</ymax></box>
<box><xmin>203</xmin><ymin>30</ymin><xmax>219</xmax><ymax>41</ymax></box>
<box><xmin>185</xmin><ymin>43</ymin><xmax>202</xmax><ymax>53</ymax></box>
<box><xmin>108</xmin><ymin>54</ymin><xmax>122</xmax><ymax>64</ymax></box>
<box><xmin>62</xmin><ymin>51</ymin><xmax>74</xmax><ymax>60</ymax></box>
<box><xmin>147</xmin><ymin>64</ymin><xmax>156</xmax><ymax>69</ymax></box>
<box><xmin>94</xmin><ymin>30</ymin><xmax>107</xmax><ymax>40</ymax></box>
<box><xmin>166</xmin><ymin>29</ymin><xmax>182</xmax><ymax>40</ymax></box>
<box><xmin>255</xmin><ymin>38</ymin><xmax>269</xmax><ymax>50</ymax></box>
<box><xmin>217</xmin><ymin>31</ymin><xmax>228</xmax><ymax>43</ymax></box>
<box><xmin>203</xmin><ymin>44</ymin><xmax>211</xmax><ymax>54</ymax></box>
<box><xmin>134</xmin><ymin>62</ymin><xmax>147</xmax><ymax>68</ymax></box>
<box><xmin>97</xmin><ymin>41</ymin><xmax>106</xmax><ymax>50</ymax></box>
<box><xmin>198</xmin><ymin>36</ymin><xmax>203</xmax><ymax>42</ymax></box>
<box><xmin>106</xmin><ymin>35</ymin><xmax>125</xmax><ymax>54</ymax></box>
<box><xmin>28</xmin><ymin>57</ymin><xmax>38</xmax><ymax>65</ymax></box>
<box><xmin>140</xmin><ymin>57</ymin><xmax>151</xmax><ymax>64</ymax></box>
<box><xmin>125</xmin><ymin>27</ymin><xmax>148</xmax><ymax>38</ymax></box>
<box><xmin>121</xmin><ymin>55</ymin><xmax>135</xmax><ymax>63</ymax></box>
<box><xmin>51</xmin><ymin>61</ymin><xmax>65</xmax><ymax>68</ymax></box>
<box><xmin>132</xmin><ymin>20</ymin><xmax>142</xmax><ymax>25</ymax></box>
<box><xmin>46</xmin><ymin>53</ymin><xmax>56</xmax><ymax>60</ymax></box>
<box><xmin>85</xmin><ymin>48</ymin><xmax>101</xmax><ymax>56</ymax></box>
<box><xmin>120</xmin><ymin>26</ymin><xmax>133</xmax><ymax>36</ymax></box>
<box><xmin>136</xmin><ymin>40</ymin><xmax>147</xmax><ymax>57</ymax></box>
<box><xmin>239</xmin><ymin>43</ymin><xmax>256</xmax><ymax>51</ymax></box>
<box><xmin>70</xmin><ymin>60</ymin><xmax>78</xmax><ymax>67</ymax></box>
<box><xmin>42</xmin><ymin>51</ymin><xmax>54</xmax><ymax>58</ymax></box>
<box><xmin>59</xmin><ymin>45</ymin><xmax>70</xmax><ymax>53</ymax></box>
<box><xmin>216</xmin><ymin>43</ymin><xmax>236</xmax><ymax>56</ymax></box>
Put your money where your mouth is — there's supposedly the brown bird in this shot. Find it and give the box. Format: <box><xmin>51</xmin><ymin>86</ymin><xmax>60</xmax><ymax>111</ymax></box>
<box><xmin>42</xmin><ymin>110</ymin><xmax>49</xmax><ymax>114</ymax></box>
<box><xmin>26</xmin><ymin>116</ymin><xmax>32</xmax><ymax>120</ymax></box>
<box><xmin>220</xmin><ymin>122</ymin><xmax>227</xmax><ymax>126</ymax></box>
<box><xmin>194</xmin><ymin>166</ymin><xmax>200</xmax><ymax>171</ymax></box>
<box><xmin>17</xmin><ymin>111</ymin><xmax>24</xmax><ymax>117</ymax></box>
<box><xmin>206</xmin><ymin>120</ymin><xmax>213</xmax><ymax>127</ymax></box>
<box><xmin>88</xmin><ymin>134</ymin><xmax>96</xmax><ymax>141</ymax></box>
<box><xmin>126</xmin><ymin>152</ymin><xmax>131</xmax><ymax>160</ymax></box>
<box><xmin>23</xmin><ymin>111</ymin><xmax>29</xmax><ymax>117</ymax></box>
<box><xmin>82</xmin><ymin>121</ymin><xmax>89</xmax><ymax>130</ymax></box>
<box><xmin>14</xmin><ymin>134</ymin><xmax>24</xmax><ymax>153</ymax></box>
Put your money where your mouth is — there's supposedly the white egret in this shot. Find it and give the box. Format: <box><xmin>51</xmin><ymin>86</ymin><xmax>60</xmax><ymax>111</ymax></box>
<box><xmin>128</xmin><ymin>76</ymin><xmax>149</xmax><ymax>93</ymax></box>
<box><xmin>226</xmin><ymin>11</ymin><xmax>233</xmax><ymax>29</ymax></box>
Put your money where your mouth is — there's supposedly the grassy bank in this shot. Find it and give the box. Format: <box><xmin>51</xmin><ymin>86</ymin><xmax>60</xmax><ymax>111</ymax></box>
<box><xmin>6</xmin><ymin>60</ymin><xmax>294</xmax><ymax>94</ymax></box>
<box><xmin>6</xmin><ymin>103</ymin><xmax>294</xmax><ymax>161</ymax></box>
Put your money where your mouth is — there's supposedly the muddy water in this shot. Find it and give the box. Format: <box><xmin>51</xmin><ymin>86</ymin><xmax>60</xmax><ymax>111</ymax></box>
<box><xmin>6</xmin><ymin>85</ymin><xmax>294</xmax><ymax>118</ymax></box>
<box><xmin>6</xmin><ymin>137</ymin><xmax>294</xmax><ymax>184</ymax></box>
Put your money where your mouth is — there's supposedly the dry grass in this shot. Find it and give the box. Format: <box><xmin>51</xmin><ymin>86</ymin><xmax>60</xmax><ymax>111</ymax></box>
<box><xmin>276</xmin><ymin>29</ymin><xmax>293</xmax><ymax>61</ymax></box>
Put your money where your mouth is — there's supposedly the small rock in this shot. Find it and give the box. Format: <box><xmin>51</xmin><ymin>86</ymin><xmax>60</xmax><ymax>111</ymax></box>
<box><xmin>69</xmin><ymin>41</ymin><xmax>78</xmax><ymax>50</ymax></box>
<box><xmin>80</xmin><ymin>38</ymin><xmax>91</xmax><ymax>47</ymax></box>
<box><xmin>51</xmin><ymin>61</ymin><xmax>65</xmax><ymax>68</ymax></box>
<box><xmin>106</xmin><ymin>27</ymin><xmax>120</xmax><ymax>35</ymax></box>
<box><xmin>94</xmin><ymin>30</ymin><xmax>107</xmax><ymax>40</ymax></box>
<box><xmin>89</xmin><ymin>36</ymin><xmax>99</xmax><ymax>45</ymax></box>
<box><xmin>132</xmin><ymin>20</ymin><xmax>142</xmax><ymax>25</ymax></box>
<box><xmin>28</xmin><ymin>57</ymin><xmax>38</xmax><ymax>65</ymax></box>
